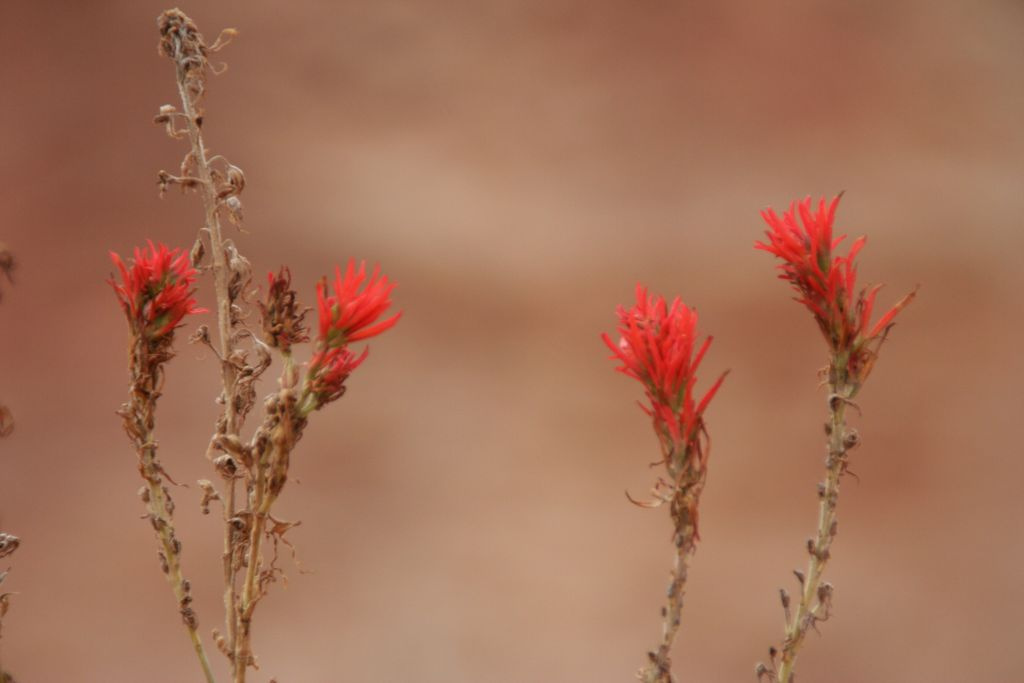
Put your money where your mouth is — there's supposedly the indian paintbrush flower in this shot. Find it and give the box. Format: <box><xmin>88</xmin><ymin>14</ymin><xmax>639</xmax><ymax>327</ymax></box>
<box><xmin>303</xmin><ymin>259</ymin><xmax>400</xmax><ymax>412</ymax></box>
<box><xmin>754</xmin><ymin>196</ymin><xmax>915</xmax><ymax>683</ymax></box>
<box><xmin>603</xmin><ymin>285</ymin><xmax>726</xmax><ymax>683</ymax></box>
<box><xmin>317</xmin><ymin>259</ymin><xmax>401</xmax><ymax>345</ymax></box>
<box><xmin>755</xmin><ymin>195</ymin><xmax>915</xmax><ymax>392</ymax></box>
<box><xmin>109</xmin><ymin>241</ymin><xmax>205</xmax><ymax>339</ymax></box>
<box><xmin>602</xmin><ymin>284</ymin><xmax>726</xmax><ymax>472</ymax></box>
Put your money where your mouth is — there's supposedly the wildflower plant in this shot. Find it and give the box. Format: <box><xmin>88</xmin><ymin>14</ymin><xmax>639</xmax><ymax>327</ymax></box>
<box><xmin>111</xmin><ymin>11</ymin><xmax>399</xmax><ymax>683</ymax></box>
<box><xmin>754</xmin><ymin>196</ymin><xmax>915</xmax><ymax>682</ymax></box>
<box><xmin>602</xmin><ymin>286</ymin><xmax>726</xmax><ymax>683</ymax></box>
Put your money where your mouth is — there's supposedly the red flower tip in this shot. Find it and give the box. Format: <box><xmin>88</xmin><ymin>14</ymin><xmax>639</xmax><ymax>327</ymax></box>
<box><xmin>109</xmin><ymin>241</ymin><xmax>205</xmax><ymax>339</ymax></box>
<box><xmin>316</xmin><ymin>259</ymin><xmax>402</xmax><ymax>346</ymax></box>
<box><xmin>756</xmin><ymin>195</ymin><xmax>914</xmax><ymax>386</ymax></box>
<box><xmin>603</xmin><ymin>285</ymin><xmax>726</xmax><ymax>464</ymax></box>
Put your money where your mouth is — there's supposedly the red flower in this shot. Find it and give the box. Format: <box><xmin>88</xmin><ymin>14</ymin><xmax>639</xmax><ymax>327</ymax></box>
<box><xmin>306</xmin><ymin>346</ymin><xmax>368</xmax><ymax>407</ymax></box>
<box><xmin>109</xmin><ymin>241</ymin><xmax>205</xmax><ymax>338</ymax></box>
<box><xmin>303</xmin><ymin>259</ymin><xmax>400</xmax><ymax>412</ymax></box>
<box><xmin>316</xmin><ymin>260</ymin><xmax>401</xmax><ymax>345</ymax></box>
<box><xmin>602</xmin><ymin>285</ymin><xmax>726</xmax><ymax>468</ymax></box>
<box><xmin>755</xmin><ymin>195</ymin><xmax>915</xmax><ymax>386</ymax></box>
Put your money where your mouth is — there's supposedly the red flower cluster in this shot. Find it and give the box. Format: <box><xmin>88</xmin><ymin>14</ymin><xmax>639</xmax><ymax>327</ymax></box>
<box><xmin>755</xmin><ymin>195</ymin><xmax>914</xmax><ymax>386</ymax></box>
<box><xmin>109</xmin><ymin>241</ymin><xmax>204</xmax><ymax>339</ymax></box>
<box><xmin>317</xmin><ymin>260</ymin><xmax>401</xmax><ymax>345</ymax></box>
<box><xmin>305</xmin><ymin>260</ymin><xmax>401</xmax><ymax>410</ymax></box>
<box><xmin>602</xmin><ymin>285</ymin><xmax>726</xmax><ymax>469</ymax></box>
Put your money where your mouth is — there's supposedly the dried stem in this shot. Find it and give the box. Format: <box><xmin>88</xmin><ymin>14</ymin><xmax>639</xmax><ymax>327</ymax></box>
<box><xmin>769</xmin><ymin>379</ymin><xmax>851</xmax><ymax>682</ymax></box>
<box><xmin>154</xmin><ymin>12</ymin><xmax>396</xmax><ymax>681</ymax></box>
<box><xmin>120</xmin><ymin>339</ymin><xmax>217</xmax><ymax>683</ymax></box>
<box><xmin>234</xmin><ymin>355</ymin><xmax>304</xmax><ymax>680</ymax></box>
<box><xmin>235</xmin><ymin>483</ymin><xmax>269</xmax><ymax>682</ymax></box>
<box><xmin>158</xmin><ymin>9</ymin><xmax>245</xmax><ymax>669</ymax></box>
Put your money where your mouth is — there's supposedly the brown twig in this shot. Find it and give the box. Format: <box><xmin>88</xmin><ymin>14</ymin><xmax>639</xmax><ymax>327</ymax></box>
<box><xmin>153</xmin><ymin>12</ymin><xmax>399</xmax><ymax>681</ymax></box>
<box><xmin>233</xmin><ymin>355</ymin><xmax>306</xmax><ymax>681</ymax></box>
<box><xmin>118</xmin><ymin>335</ymin><xmax>217</xmax><ymax>683</ymax></box>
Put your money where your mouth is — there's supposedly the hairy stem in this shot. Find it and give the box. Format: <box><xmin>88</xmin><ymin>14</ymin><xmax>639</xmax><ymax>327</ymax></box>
<box><xmin>776</xmin><ymin>384</ymin><xmax>849</xmax><ymax>682</ymax></box>
<box><xmin>639</xmin><ymin>539</ymin><xmax>694</xmax><ymax>683</ymax></box>
<box><xmin>638</xmin><ymin>482</ymin><xmax>700</xmax><ymax>683</ymax></box>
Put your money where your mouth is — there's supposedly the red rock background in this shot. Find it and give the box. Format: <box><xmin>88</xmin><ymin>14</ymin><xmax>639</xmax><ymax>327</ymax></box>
<box><xmin>1</xmin><ymin>1</ymin><xmax>1021</xmax><ymax>681</ymax></box>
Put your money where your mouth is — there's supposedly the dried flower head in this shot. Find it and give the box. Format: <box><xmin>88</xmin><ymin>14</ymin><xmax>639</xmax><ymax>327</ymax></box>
<box><xmin>755</xmin><ymin>195</ymin><xmax>915</xmax><ymax>389</ymax></box>
<box><xmin>109</xmin><ymin>241</ymin><xmax>205</xmax><ymax>339</ymax></box>
<box><xmin>602</xmin><ymin>285</ymin><xmax>726</xmax><ymax>470</ymax></box>
<box><xmin>302</xmin><ymin>260</ymin><xmax>400</xmax><ymax>412</ymax></box>
<box><xmin>259</xmin><ymin>267</ymin><xmax>308</xmax><ymax>352</ymax></box>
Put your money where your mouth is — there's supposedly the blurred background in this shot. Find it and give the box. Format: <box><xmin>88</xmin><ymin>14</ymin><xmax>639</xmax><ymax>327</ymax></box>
<box><xmin>1</xmin><ymin>1</ymin><xmax>1022</xmax><ymax>681</ymax></box>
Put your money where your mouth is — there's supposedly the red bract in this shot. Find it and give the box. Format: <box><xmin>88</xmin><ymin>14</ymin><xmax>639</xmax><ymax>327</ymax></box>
<box><xmin>306</xmin><ymin>346</ymin><xmax>369</xmax><ymax>407</ymax></box>
<box><xmin>602</xmin><ymin>285</ymin><xmax>726</xmax><ymax>467</ymax></box>
<box><xmin>317</xmin><ymin>260</ymin><xmax>401</xmax><ymax>345</ymax></box>
<box><xmin>109</xmin><ymin>241</ymin><xmax>204</xmax><ymax>338</ymax></box>
<box><xmin>304</xmin><ymin>259</ymin><xmax>400</xmax><ymax>412</ymax></box>
<box><xmin>755</xmin><ymin>195</ymin><xmax>915</xmax><ymax>386</ymax></box>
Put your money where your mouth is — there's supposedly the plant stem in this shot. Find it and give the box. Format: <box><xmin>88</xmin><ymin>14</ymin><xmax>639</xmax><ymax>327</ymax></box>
<box><xmin>234</xmin><ymin>458</ymin><xmax>272</xmax><ymax>683</ymax></box>
<box><xmin>222</xmin><ymin>478</ymin><xmax>237</xmax><ymax>655</ymax></box>
<box><xmin>129</xmin><ymin>340</ymin><xmax>218</xmax><ymax>683</ymax></box>
<box><xmin>776</xmin><ymin>383</ymin><xmax>849</xmax><ymax>682</ymax></box>
<box><xmin>167</xmin><ymin>23</ymin><xmax>242</xmax><ymax>665</ymax></box>
<box><xmin>638</xmin><ymin>481</ymin><xmax>700</xmax><ymax>683</ymax></box>
<box><xmin>142</xmin><ymin>470</ymin><xmax>219</xmax><ymax>683</ymax></box>
<box><xmin>639</xmin><ymin>538</ymin><xmax>694</xmax><ymax>683</ymax></box>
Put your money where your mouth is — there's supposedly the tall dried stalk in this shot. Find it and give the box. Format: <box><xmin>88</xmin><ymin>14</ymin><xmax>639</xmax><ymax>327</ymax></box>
<box><xmin>151</xmin><ymin>11</ymin><xmax>400</xmax><ymax>682</ymax></box>
<box><xmin>155</xmin><ymin>10</ymin><xmax>247</xmax><ymax>672</ymax></box>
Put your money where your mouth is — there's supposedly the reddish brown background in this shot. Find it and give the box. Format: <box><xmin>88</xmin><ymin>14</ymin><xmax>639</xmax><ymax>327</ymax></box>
<box><xmin>1</xmin><ymin>1</ymin><xmax>1022</xmax><ymax>681</ymax></box>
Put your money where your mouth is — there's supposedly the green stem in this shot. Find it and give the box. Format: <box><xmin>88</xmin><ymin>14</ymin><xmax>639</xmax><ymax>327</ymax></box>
<box><xmin>776</xmin><ymin>383</ymin><xmax>849</xmax><ymax>682</ymax></box>
<box><xmin>638</xmin><ymin>463</ymin><xmax>702</xmax><ymax>683</ymax></box>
